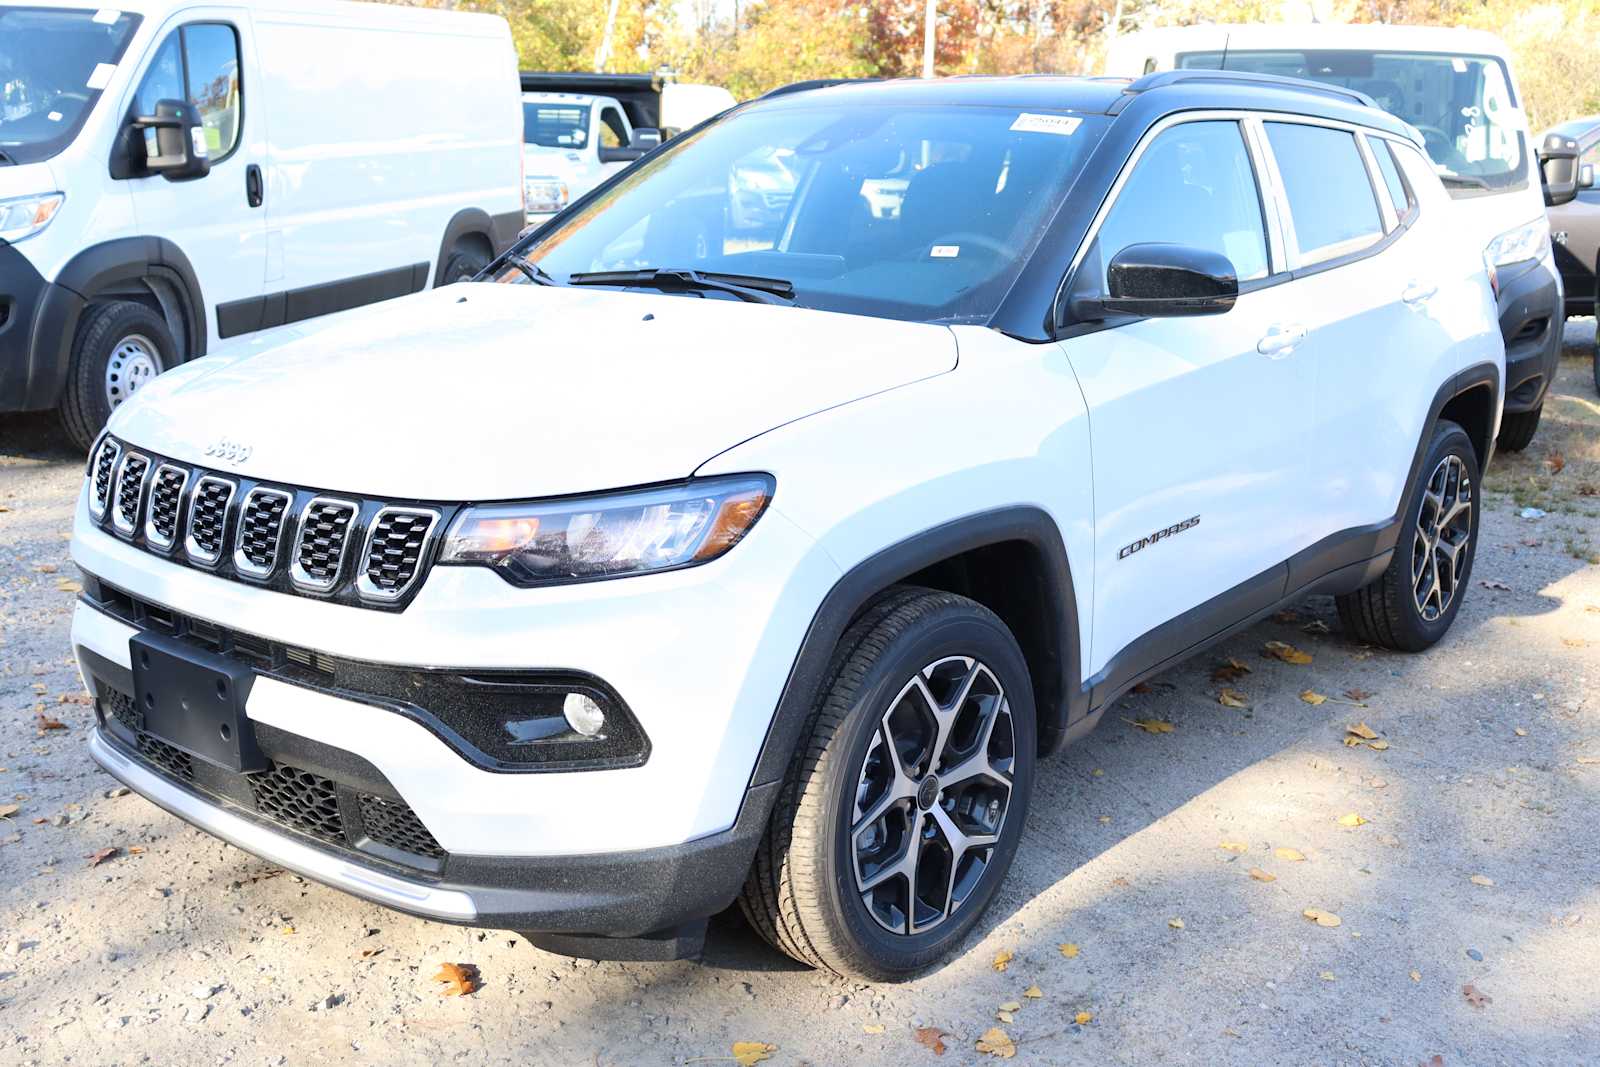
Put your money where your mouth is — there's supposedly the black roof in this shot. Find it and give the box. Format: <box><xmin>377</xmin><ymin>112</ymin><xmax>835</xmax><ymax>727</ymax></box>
<box><xmin>752</xmin><ymin>69</ymin><xmax>1416</xmax><ymax>141</ymax></box>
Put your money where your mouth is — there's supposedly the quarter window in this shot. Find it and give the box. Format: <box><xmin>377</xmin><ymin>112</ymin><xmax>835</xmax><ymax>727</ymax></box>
<box><xmin>1095</xmin><ymin>119</ymin><xmax>1270</xmax><ymax>283</ymax></box>
<box><xmin>1265</xmin><ymin>122</ymin><xmax>1382</xmax><ymax>265</ymax></box>
<box><xmin>133</xmin><ymin>23</ymin><xmax>242</xmax><ymax>162</ymax></box>
<box><xmin>1368</xmin><ymin>135</ymin><xmax>1416</xmax><ymax>224</ymax></box>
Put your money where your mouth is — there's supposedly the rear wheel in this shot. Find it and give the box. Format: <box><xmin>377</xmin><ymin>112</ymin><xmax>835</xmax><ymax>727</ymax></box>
<box><xmin>59</xmin><ymin>301</ymin><xmax>175</xmax><ymax>451</ymax></box>
<box><xmin>1336</xmin><ymin>421</ymin><xmax>1480</xmax><ymax>651</ymax></box>
<box><xmin>438</xmin><ymin>245</ymin><xmax>488</xmax><ymax>286</ymax></box>
<box><xmin>739</xmin><ymin>588</ymin><xmax>1036</xmax><ymax>981</ymax></box>
<box><xmin>1495</xmin><ymin>404</ymin><xmax>1541</xmax><ymax>452</ymax></box>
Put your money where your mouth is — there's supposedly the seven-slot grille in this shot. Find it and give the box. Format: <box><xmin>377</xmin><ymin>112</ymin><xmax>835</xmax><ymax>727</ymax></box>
<box><xmin>291</xmin><ymin>498</ymin><xmax>357</xmax><ymax>591</ymax></box>
<box><xmin>185</xmin><ymin>476</ymin><xmax>235</xmax><ymax>565</ymax></box>
<box><xmin>233</xmin><ymin>488</ymin><xmax>292</xmax><ymax>578</ymax></box>
<box><xmin>89</xmin><ymin>437</ymin><xmax>122</xmax><ymax>519</ymax></box>
<box><xmin>111</xmin><ymin>452</ymin><xmax>150</xmax><ymax>533</ymax></box>
<box><xmin>360</xmin><ymin>508</ymin><xmax>438</xmax><ymax>601</ymax></box>
<box><xmin>144</xmin><ymin>464</ymin><xmax>189</xmax><ymax>549</ymax></box>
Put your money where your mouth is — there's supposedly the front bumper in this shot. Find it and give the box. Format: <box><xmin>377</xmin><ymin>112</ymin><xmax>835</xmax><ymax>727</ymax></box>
<box><xmin>1496</xmin><ymin>253</ymin><xmax>1564</xmax><ymax>414</ymax></box>
<box><xmin>0</xmin><ymin>241</ymin><xmax>81</xmax><ymax>412</ymax></box>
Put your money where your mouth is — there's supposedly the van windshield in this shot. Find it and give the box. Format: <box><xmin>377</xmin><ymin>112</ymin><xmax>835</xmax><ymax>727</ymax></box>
<box><xmin>1178</xmin><ymin>49</ymin><xmax>1527</xmax><ymax>198</ymax></box>
<box><xmin>524</xmin><ymin>101</ymin><xmax>590</xmax><ymax>149</ymax></box>
<box><xmin>510</xmin><ymin>103</ymin><xmax>1108</xmax><ymax>325</ymax></box>
<box><xmin>0</xmin><ymin>7</ymin><xmax>141</xmax><ymax>165</ymax></box>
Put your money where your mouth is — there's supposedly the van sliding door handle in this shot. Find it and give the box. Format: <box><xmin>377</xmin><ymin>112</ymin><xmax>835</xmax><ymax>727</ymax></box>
<box><xmin>1402</xmin><ymin>281</ymin><xmax>1437</xmax><ymax>305</ymax></box>
<box><xmin>1256</xmin><ymin>324</ymin><xmax>1306</xmax><ymax>358</ymax></box>
<box><xmin>245</xmin><ymin>164</ymin><xmax>264</xmax><ymax>208</ymax></box>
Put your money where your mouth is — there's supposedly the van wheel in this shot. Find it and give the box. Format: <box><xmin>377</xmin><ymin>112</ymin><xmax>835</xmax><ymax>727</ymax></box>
<box><xmin>739</xmin><ymin>588</ymin><xmax>1036</xmax><ymax>981</ymax></box>
<box><xmin>1495</xmin><ymin>404</ymin><xmax>1541</xmax><ymax>452</ymax></box>
<box><xmin>59</xmin><ymin>301</ymin><xmax>175</xmax><ymax>451</ymax></box>
<box><xmin>1336</xmin><ymin>421</ymin><xmax>1480</xmax><ymax>652</ymax></box>
<box><xmin>438</xmin><ymin>246</ymin><xmax>488</xmax><ymax>286</ymax></box>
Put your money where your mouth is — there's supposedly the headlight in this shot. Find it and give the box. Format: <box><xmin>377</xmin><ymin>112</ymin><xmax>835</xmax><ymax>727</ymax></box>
<box><xmin>0</xmin><ymin>192</ymin><xmax>65</xmax><ymax>244</ymax></box>
<box><xmin>439</xmin><ymin>474</ymin><xmax>774</xmax><ymax>587</ymax></box>
<box><xmin>524</xmin><ymin>176</ymin><xmax>568</xmax><ymax>216</ymax></box>
<box><xmin>1484</xmin><ymin>218</ymin><xmax>1549</xmax><ymax>271</ymax></box>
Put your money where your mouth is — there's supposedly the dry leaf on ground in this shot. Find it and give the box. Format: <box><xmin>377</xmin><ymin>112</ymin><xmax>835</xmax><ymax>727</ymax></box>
<box><xmin>1168</xmin><ymin>917</ymin><xmax>1185</xmax><ymax>929</ymax></box>
<box><xmin>1410</xmin><ymin>970</ymin><xmax>1422</xmax><ymax>982</ymax></box>
<box><xmin>1124</xmin><ymin>717</ymin><xmax>1175</xmax><ymax>733</ymax></box>
<box><xmin>913</xmin><ymin>1027</ymin><xmax>947</xmax><ymax>1055</ymax></box>
<box><xmin>1219</xmin><ymin>841</ymin><xmax>1248</xmax><ymax>853</ymax></box>
<box><xmin>1303</xmin><ymin>908</ymin><xmax>1342</xmax><ymax>927</ymax></box>
<box><xmin>1337</xmin><ymin>812</ymin><xmax>1368</xmax><ymax>827</ymax></box>
<box><xmin>35</xmin><ymin>713</ymin><xmax>66</xmax><ymax>732</ymax></box>
<box><xmin>0</xmin><ymin>803</ymin><xmax>19</xmax><ymax>819</ymax></box>
<box><xmin>1547</xmin><ymin>452</ymin><xmax>1566</xmax><ymax>475</ymax></box>
<box><xmin>432</xmin><ymin>962</ymin><xmax>477</xmax><ymax>997</ymax></box>
<box><xmin>1059</xmin><ymin>942</ymin><xmax>1080</xmax><ymax>959</ymax></box>
<box><xmin>56</xmin><ymin>578</ymin><xmax>82</xmax><ymax>593</ymax></box>
<box><xmin>1348</xmin><ymin>722</ymin><xmax>1379</xmax><ymax>740</ymax></box>
<box><xmin>1023</xmin><ymin>985</ymin><xmax>1043</xmax><ymax>999</ymax></box>
<box><xmin>1212</xmin><ymin>658</ymin><xmax>1252</xmax><ymax>683</ymax></box>
<box><xmin>84</xmin><ymin>847</ymin><xmax>118</xmax><ymax>867</ymax></box>
<box><xmin>1344</xmin><ymin>687</ymin><xmax>1373</xmax><ymax>702</ymax></box>
<box><xmin>1248</xmin><ymin>867</ymin><xmax>1276</xmax><ymax>882</ymax></box>
<box><xmin>732</xmin><ymin>1042</ymin><xmax>777</xmax><ymax>1066</ymax></box>
<box><xmin>991</xmin><ymin>948</ymin><xmax>1013</xmax><ymax>971</ymax></box>
<box><xmin>1218</xmin><ymin>689</ymin><xmax>1250</xmax><ymax>708</ymax></box>
<box><xmin>1275</xmin><ymin>847</ymin><xmax>1306</xmax><ymax>862</ymax></box>
<box><xmin>975</xmin><ymin>1027</ymin><xmax>1016</xmax><ymax>1059</ymax></box>
<box><xmin>1302</xmin><ymin>619</ymin><xmax>1331</xmax><ymax>635</ymax></box>
<box><xmin>1075</xmin><ymin>1011</ymin><xmax>1094</xmax><ymax>1025</ymax></box>
<box><xmin>1480</xmin><ymin>580</ymin><xmax>1512</xmax><ymax>591</ymax></box>
<box><xmin>1462</xmin><ymin>984</ymin><xmax>1492</xmax><ymax>1010</ymax></box>
<box><xmin>1319</xmin><ymin>971</ymin><xmax>1337</xmax><ymax>981</ymax></box>
<box><xmin>1300</xmin><ymin>690</ymin><xmax>1328</xmax><ymax>706</ymax></box>
<box><xmin>1514</xmin><ymin>727</ymin><xmax>1528</xmax><ymax>737</ymax></box>
<box><xmin>1470</xmin><ymin>874</ymin><xmax>1495</xmax><ymax>887</ymax></box>
<box><xmin>1264</xmin><ymin>640</ymin><xmax>1313</xmax><ymax>664</ymax></box>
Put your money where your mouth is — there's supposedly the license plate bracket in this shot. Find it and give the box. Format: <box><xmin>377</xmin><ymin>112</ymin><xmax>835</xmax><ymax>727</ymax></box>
<box><xmin>130</xmin><ymin>631</ymin><xmax>266</xmax><ymax>773</ymax></box>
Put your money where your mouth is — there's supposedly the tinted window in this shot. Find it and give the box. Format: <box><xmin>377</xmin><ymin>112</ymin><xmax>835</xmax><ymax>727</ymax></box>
<box><xmin>134</xmin><ymin>23</ymin><xmax>242</xmax><ymax>160</ymax></box>
<box><xmin>1265</xmin><ymin>122</ymin><xmax>1382</xmax><ymax>264</ymax></box>
<box><xmin>524</xmin><ymin>102</ymin><xmax>589</xmax><ymax>148</ymax></box>
<box><xmin>1096</xmin><ymin>120</ymin><xmax>1269</xmax><ymax>282</ymax></box>
<box><xmin>1368</xmin><ymin>136</ymin><xmax>1414</xmax><ymax>222</ymax></box>
<box><xmin>599</xmin><ymin>107</ymin><xmax>627</xmax><ymax>148</ymax></box>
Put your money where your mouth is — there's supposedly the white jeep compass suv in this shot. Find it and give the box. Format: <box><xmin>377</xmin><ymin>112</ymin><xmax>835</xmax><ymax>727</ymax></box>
<box><xmin>70</xmin><ymin>71</ymin><xmax>1505</xmax><ymax>981</ymax></box>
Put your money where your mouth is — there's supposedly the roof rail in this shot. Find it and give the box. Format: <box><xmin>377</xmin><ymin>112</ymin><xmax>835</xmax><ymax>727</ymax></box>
<box><xmin>1126</xmin><ymin>69</ymin><xmax>1377</xmax><ymax>110</ymax></box>
<box><xmin>759</xmin><ymin>78</ymin><xmax>878</xmax><ymax>100</ymax></box>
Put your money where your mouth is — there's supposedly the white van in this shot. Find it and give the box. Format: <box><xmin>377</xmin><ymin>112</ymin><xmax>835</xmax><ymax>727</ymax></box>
<box><xmin>1105</xmin><ymin>24</ymin><xmax>1567</xmax><ymax>451</ymax></box>
<box><xmin>0</xmin><ymin>0</ymin><xmax>523</xmax><ymax>449</ymax></box>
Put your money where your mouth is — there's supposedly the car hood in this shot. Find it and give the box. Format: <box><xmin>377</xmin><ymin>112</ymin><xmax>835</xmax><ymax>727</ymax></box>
<box><xmin>523</xmin><ymin>144</ymin><xmax>588</xmax><ymax>181</ymax></box>
<box><xmin>109</xmin><ymin>283</ymin><xmax>958</xmax><ymax>501</ymax></box>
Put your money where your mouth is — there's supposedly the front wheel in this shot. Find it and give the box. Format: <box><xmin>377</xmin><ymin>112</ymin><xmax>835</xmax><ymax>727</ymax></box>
<box><xmin>1336</xmin><ymin>420</ymin><xmax>1480</xmax><ymax>651</ymax></box>
<box><xmin>740</xmin><ymin>588</ymin><xmax>1036</xmax><ymax>981</ymax></box>
<box><xmin>59</xmin><ymin>301</ymin><xmax>175</xmax><ymax>451</ymax></box>
<box><xmin>438</xmin><ymin>246</ymin><xmax>488</xmax><ymax>286</ymax></box>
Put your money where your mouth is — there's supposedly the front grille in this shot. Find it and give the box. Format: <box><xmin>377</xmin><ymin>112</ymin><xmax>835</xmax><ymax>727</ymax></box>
<box><xmin>144</xmin><ymin>465</ymin><xmax>189</xmax><ymax>549</ymax></box>
<box><xmin>357</xmin><ymin>793</ymin><xmax>445</xmax><ymax>859</ymax></box>
<box><xmin>249</xmin><ymin>762</ymin><xmax>344</xmax><ymax>844</ymax></box>
<box><xmin>292</xmin><ymin>498</ymin><xmax>357</xmax><ymax>591</ymax></box>
<box><xmin>112</xmin><ymin>453</ymin><xmax>150</xmax><ymax>534</ymax></box>
<box><xmin>103</xmin><ymin>688</ymin><xmax>140</xmax><ymax>733</ymax></box>
<box><xmin>361</xmin><ymin>509</ymin><xmax>437</xmax><ymax>601</ymax></box>
<box><xmin>233</xmin><ymin>488</ymin><xmax>291</xmax><ymax>578</ymax></box>
<box><xmin>136</xmin><ymin>733</ymin><xmax>194</xmax><ymax>782</ymax></box>
<box><xmin>89</xmin><ymin>438</ymin><xmax>122</xmax><ymax>518</ymax></box>
<box><xmin>185</xmin><ymin>476</ymin><xmax>235</xmax><ymax>565</ymax></box>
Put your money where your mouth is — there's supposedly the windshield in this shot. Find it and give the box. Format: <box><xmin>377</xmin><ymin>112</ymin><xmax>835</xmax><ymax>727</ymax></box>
<box><xmin>509</xmin><ymin>103</ymin><xmax>1108</xmax><ymax>324</ymax></box>
<box><xmin>0</xmin><ymin>6</ymin><xmax>141</xmax><ymax>165</ymax></box>
<box><xmin>1179</xmin><ymin>49</ymin><xmax>1527</xmax><ymax>197</ymax></box>
<box><xmin>524</xmin><ymin>101</ymin><xmax>590</xmax><ymax>149</ymax></box>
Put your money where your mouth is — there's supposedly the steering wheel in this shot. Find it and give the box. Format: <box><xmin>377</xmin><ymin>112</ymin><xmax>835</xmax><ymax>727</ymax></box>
<box><xmin>1415</xmin><ymin>125</ymin><xmax>1453</xmax><ymax>156</ymax></box>
<box><xmin>926</xmin><ymin>231</ymin><xmax>1010</xmax><ymax>259</ymax></box>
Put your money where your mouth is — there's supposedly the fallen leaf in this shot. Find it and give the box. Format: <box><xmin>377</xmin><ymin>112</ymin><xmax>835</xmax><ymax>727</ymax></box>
<box><xmin>359</xmin><ymin>948</ymin><xmax>381</xmax><ymax>959</ymax></box>
<box><xmin>1302</xmin><ymin>619</ymin><xmax>1331</xmax><ymax>634</ymax></box>
<box><xmin>1546</xmin><ymin>452</ymin><xmax>1566</xmax><ymax>475</ymax></box>
<box><xmin>1275</xmin><ymin>847</ymin><xmax>1306</xmax><ymax>862</ymax></box>
<box><xmin>1168</xmin><ymin>917</ymin><xmax>1185</xmax><ymax>929</ymax></box>
<box><xmin>1303</xmin><ymin>908</ymin><xmax>1342</xmax><ymax>928</ymax></box>
<box><xmin>1059</xmin><ymin>942</ymin><xmax>1080</xmax><ymax>959</ymax></box>
<box><xmin>975</xmin><ymin>1027</ymin><xmax>1015</xmax><ymax>1059</ymax></box>
<box><xmin>1344</xmin><ymin>688</ymin><xmax>1373</xmax><ymax>702</ymax></box>
<box><xmin>1218</xmin><ymin>689</ymin><xmax>1250</xmax><ymax>709</ymax></box>
<box><xmin>1248</xmin><ymin>867</ymin><xmax>1276</xmax><ymax>882</ymax></box>
<box><xmin>1091</xmin><ymin>768</ymin><xmax>1104</xmax><ymax>777</ymax></box>
<box><xmin>1022</xmin><ymin>985</ymin><xmax>1043</xmax><ymax>1000</ymax></box>
<box><xmin>1514</xmin><ymin>727</ymin><xmax>1528</xmax><ymax>737</ymax></box>
<box><xmin>1347</xmin><ymin>722</ymin><xmax>1379</xmax><ymax>740</ymax></box>
<box><xmin>1319</xmin><ymin>970</ymin><xmax>1336</xmax><ymax>981</ymax></box>
<box><xmin>1470</xmin><ymin>874</ymin><xmax>1495</xmax><ymax>887</ymax></box>
<box><xmin>1264</xmin><ymin>640</ymin><xmax>1313</xmax><ymax>664</ymax></box>
<box><xmin>1075</xmin><ymin>1011</ymin><xmax>1094</xmax><ymax>1025</ymax></box>
<box><xmin>995</xmin><ymin>1010</ymin><xmax>1014</xmax><ymax>1024</ymax></box>
<box><xmin>0</xmin><ymin>803</ymin><xmax>19</xmax><ymax>819</ymax></box>
<box><xmin>84</xmin><ymin>847</ymin><xmax>118</xmax><ymax>867</ymax></box>
<box><xmin>1479</xmin><ymin>580</ymin><xmax>1512</xmax><ymax>591</ymax></box>
<box><xmin>1125</xmin><ymin>717</ymin><xmax>1175</xmax><ymax>733</ymax></box>
<box><xmin>1367</xmin><ymin>739</ymin><xmax>1390</xmax><ymax>751</ymax></box>
<box><xmin>34</xmin><ymin>713</ymin><xmax>66</xmax><ymax>732</ymax></box>
<box><xmin>991</xmin><ymin>948</ymin><xmax>1013</xmax><ymax>971</ymax></box>
<box><xmin>34</xmin><ymin>563</ymin><xmax>57</xmax><ymax>574</ymax></box>
<box><xmin>433</xmin><ymin>962</ymin><xmax>477</xmax><ymax>997</ymax></box>
<box><xmin>55</xmin><ymin>578</ymin><xmax>82</xmax><ymax>594</ymax></box>
<box><xmin>1219</xmin><ymin>841</ymin><xmax>1248</xmax><ymax>853</ymax></box>
<box><xmin>1211</xmin><ymin>658</ymin><xmax>1252</xmax><ymax>683</ymax></box>
<box><xmin>1300</xmin><ymin>690</ymin><xmax>1328</xmax><ymax>706</ymax></box>
<box><xmin>1271</xmin><ymin>609</ymin><xmax>1301</xmax><ymax>624</ymax></box>
<box><xmin>1462</xmin><ymin>984</ymin><xmax>1492</xmax><ymax>1010</ymax></box>
<box><xmin>1410</xmin><ymin>970</ymin><xmax>1422</xmax><ymax>983</ymax></box>
<box><xmin>997</xmin><ymin>1000</ymin><xmax>1022</xmax><ymax>1014</ymax></box>
<box><xmin>280</xmin><ymin>926</ymin><xmax>295</xmax><ymax>935</ymax></box>
<box><xmin>732</xmin><ymin>1042</ymin><xmax>777</xmax><ymax>1066</ymax></box>
<box><xmin>1337</xmin><ymin>812</ymin><xmax>1368</xmax><ymax>828</ymax></box>
<box><xmin>1578</xmin><ymin>756</ymin><xmax>1600</xmax><ymax>766</ymax></box>
<box><xmin>912</xmin><ymin>1027</ymin><xmax>947</xmax><ymax>1055</ymax></box>
<box><xmin>862</xmin><ymin>1024</ymin><xmax>885</xmax><ymax>1035</ymax></box>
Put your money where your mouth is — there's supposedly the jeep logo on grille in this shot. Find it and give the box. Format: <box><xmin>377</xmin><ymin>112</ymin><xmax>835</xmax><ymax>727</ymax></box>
<box><xmin>204</xmin><ymin>438</ymin><xmax>253</xmax><ymax>465</ymax></box>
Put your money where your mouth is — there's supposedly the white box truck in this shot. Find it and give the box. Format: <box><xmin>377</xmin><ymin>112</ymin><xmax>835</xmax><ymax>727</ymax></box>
<box><xmin>0</xmin><ymin>0</ymin><xmax>524</xmax><ymax>448</ymax></box>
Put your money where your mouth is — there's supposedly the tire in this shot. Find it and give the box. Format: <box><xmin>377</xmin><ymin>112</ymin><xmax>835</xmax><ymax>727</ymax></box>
<box><xmin>438</xmin><ymin>246</ymin><xmax>488</xmax><ymax>286</ymax></box>
<box><xmin>739</xmin><ymin>587</ymin><xmax>1037</xmax><ymax>981</ymax></box>
<box><xmin>1495</xmin><ymin>404</ymin><xmax>1541</xmax><ymax>452</ymax></box>
<box><xmin>1336</xmin><ymin>420</ymin><xmax>1480</xmax><ymax>652</ymax></box>
<box><xmin>58</xmin><ymin>301</ymin><xmax>175</xmax><ymax>452</ymax></box>
<box><xmin>1592</xmin><ymin>336</ymin><xmax>1599</xmax><ymax>397</ymax></box>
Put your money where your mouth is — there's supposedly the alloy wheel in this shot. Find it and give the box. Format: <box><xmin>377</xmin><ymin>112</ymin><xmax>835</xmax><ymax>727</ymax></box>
<box><xmin>850</xmin><ymin>656</ymin><xmax>1016</xmax><ymax>936</ymax></box>
<box><xmin>1411</xmin><ymin>454</ymin><xmax>1473</xmax><ymax>622</ymax></box>
<box><xmin>104</xmin><ymin>334</ymin><xmax>162</xmax><ymax>410</ymax></box>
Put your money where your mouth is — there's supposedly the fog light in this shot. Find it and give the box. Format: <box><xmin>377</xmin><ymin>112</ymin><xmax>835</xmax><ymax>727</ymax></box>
<box><xmin>563</xmin><ymin>692</ymin><xmax>606</xmax><ymax>737</ymax></box>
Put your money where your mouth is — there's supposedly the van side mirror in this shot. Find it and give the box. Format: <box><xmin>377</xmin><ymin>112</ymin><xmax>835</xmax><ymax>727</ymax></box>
<box><xmin>133</xmin><ymin>99</ymin><xmax>210</xmax><ymax>181</ymax></box>
<box><xmin>1583</xmin><ymin>163</ymin><xmax>1595</xmax><ymax>190</ymax></box>
<box><xmin>1540</xmin><ymin>133</ymin><xmax>1581</xmax><ymax>207</ymax></box>
<box><xmin>598</xmin><ymin>145</ymin><xmax>646</xmax><ymax>165</ymax></box>
<box><xmin>1089</xmin><ymin>243</ymin><xmax>1238</xmax><ymax>318</ymax></box>
<box><xmin>631</xmin><ymin>128</ymin><xmax>663</xmax><ymax>149</ymax></box>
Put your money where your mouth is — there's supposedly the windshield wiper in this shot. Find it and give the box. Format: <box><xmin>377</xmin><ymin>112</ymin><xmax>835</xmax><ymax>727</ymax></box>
<box><xmin>499</xmin><ymin>250</ymin><xmax>558</xmax><ymax>285</ymax></box>
<box><xmin>0</xmin><ymin>149</ymin><xmax>14</xmax><ymax>166</ymax></box>
<box><xmin>1438</xmin><ymin>172</ymin><xmax>1490</xmax><ymax>190</ymax></box>
<box><xmin>566</xmin><ymin>268</ymin><xmax>796</xmax><ymax>305</ymax></box>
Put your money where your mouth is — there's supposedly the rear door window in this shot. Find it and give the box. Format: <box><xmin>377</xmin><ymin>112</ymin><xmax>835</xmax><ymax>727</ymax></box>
<box><xmin>1265</xmin><ymin>122</ymin><xmax>1382</xmax><ymax>266</ymax></box>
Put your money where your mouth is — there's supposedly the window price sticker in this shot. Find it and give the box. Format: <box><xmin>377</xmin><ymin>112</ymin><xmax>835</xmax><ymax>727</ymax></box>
<box><xmin>1010</xmin><ymin>113</ymin><xmax>1082</xmax><ymax>137</ymax></box>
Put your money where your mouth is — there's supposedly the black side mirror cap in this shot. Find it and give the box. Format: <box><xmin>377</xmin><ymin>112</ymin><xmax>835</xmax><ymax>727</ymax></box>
<box><xmin>598</xmin><ymin>145</ymin><xmax>646</xmax><ymax>165</ymax></box>
<box><xmin>132</xmin><ymin>99</ymin><xmax>210</xmax><ymax>182</ymax></box>
<box><xmin>1540</xmin><ymin>133</ymin><xmax>1581</xmax><ymax>207</ymax></box>
<box><xmin>1082</xmin><ymin>243</ymin><xmax>1238</xmax><ymax>319</ymax></box>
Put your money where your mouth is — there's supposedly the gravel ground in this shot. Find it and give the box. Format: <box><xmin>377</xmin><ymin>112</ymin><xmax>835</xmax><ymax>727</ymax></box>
<box><xmin>1</xmin><ymin>340</ymin><xmax>1598</xmax><ymax>1067</ymax></box>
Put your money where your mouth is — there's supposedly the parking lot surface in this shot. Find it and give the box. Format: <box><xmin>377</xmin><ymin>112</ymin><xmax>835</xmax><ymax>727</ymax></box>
<box><xmin>2</xmin><ymin>338</ymin><xmax>1597</xmax><ymax>1067</ymax></box>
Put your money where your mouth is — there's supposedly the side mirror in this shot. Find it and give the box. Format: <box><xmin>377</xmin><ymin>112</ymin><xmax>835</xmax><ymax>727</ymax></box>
<box><xmin>1539</xmin><ymin>133</ymin><xmax>1581</xmax><ymax>207</ymax></box>
<box><xmin>1582</xmin><ymin>163</ymin><xmax>1595</xmax><ymax>190</ymax></box>
<box><xmin>133</xmin><ymin>99</ymin><xmax>210</xmax><ymax>181</ymax></box>
<box><xmin>631</xmin><ymin>128</ymin><xmax>663</xmax><ymax>149</ymax></box>
<box><xmin>598</xmin><ymin>145</ymin><xmax>646</xmax><ymax>165</ymax></box>
<box><xmin>1094</xmin><ymin>243</ymin><xmax>1238</xmax><ymax>318</ymax></box>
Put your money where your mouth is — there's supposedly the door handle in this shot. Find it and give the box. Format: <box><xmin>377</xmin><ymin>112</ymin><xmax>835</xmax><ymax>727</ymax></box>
<box><xmin>1402</xmin><ymin>280</ymin><xmax>1437</xmax><ymax>306</ymax></box>
<box><xmin>245</xmin><ymin>164</ymin><xmax>263</xmax><ymax>208</ymax></box>
<box><xmin>1256</xmin><ymin>323</ymin><xmax>1306</xmax><ymax>358</ymax></box>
